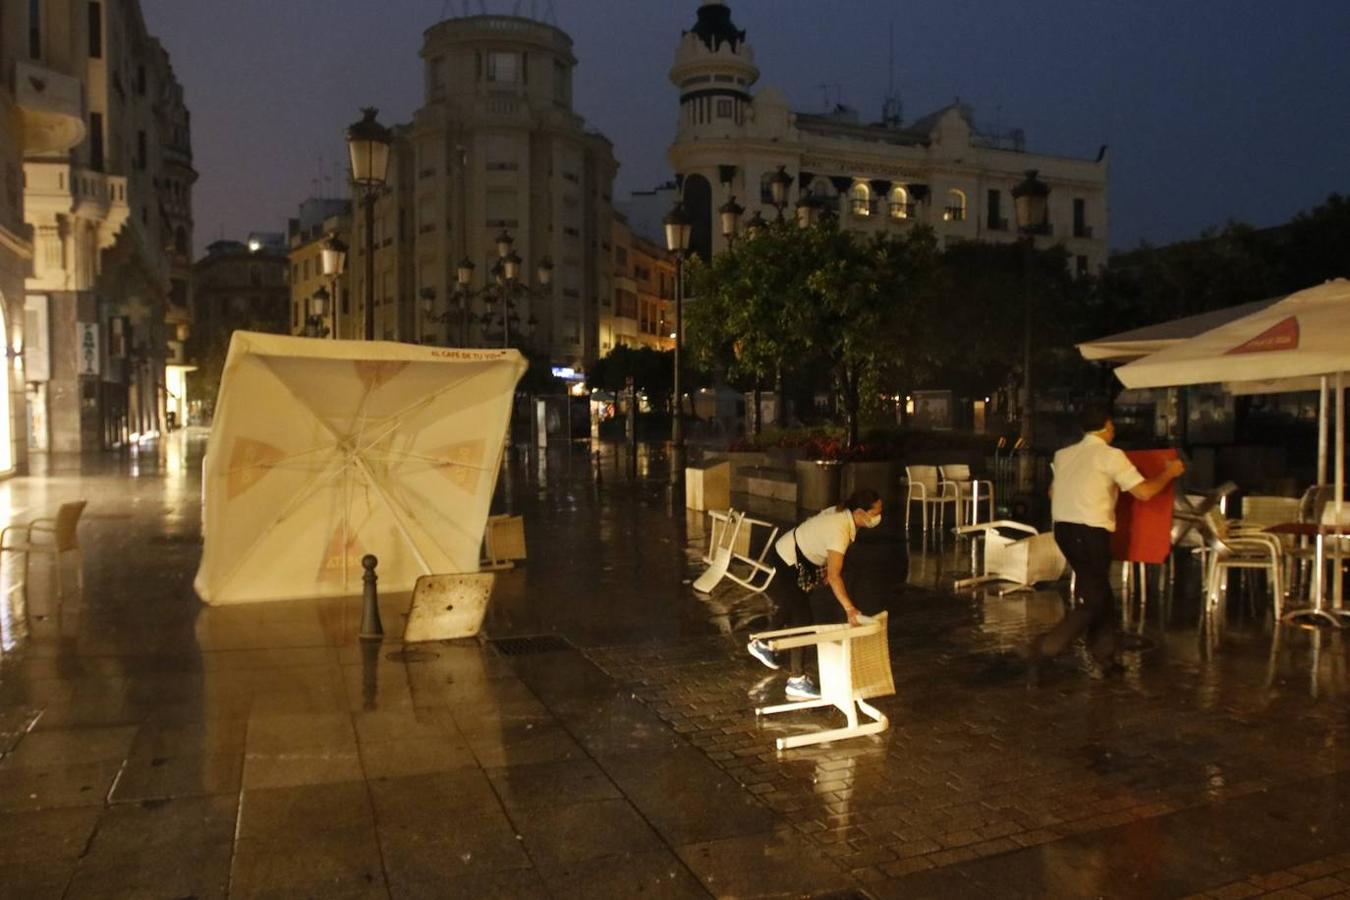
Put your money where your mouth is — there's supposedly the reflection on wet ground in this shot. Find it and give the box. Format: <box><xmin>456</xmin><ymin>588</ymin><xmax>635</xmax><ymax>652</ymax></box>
<box><xmin>0</xmin><ymin>434</ymin><xmax>1347</xmax><ymax>897</ymax></box>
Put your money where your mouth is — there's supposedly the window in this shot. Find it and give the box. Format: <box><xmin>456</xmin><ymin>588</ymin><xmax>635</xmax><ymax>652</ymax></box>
<box><xmin>136</xmin><ymin>65</ymin><xmax>146</xmax><ymax>95</ymax></box>
<box><xmin>553</xmin><ymin>60</ymin><xmax>568</xmax><ymax>103</ymax></box>
<box><xmin>888</xmin><ymin>185</ymin><xmax>911</xmax><ymax>220</ymax></box>
<box><xmin>429</xmin><ymin>57</ymin><xmax>445</xmax><ymax>98</ymax></box>
<box><xmin>716</xmin><ymin>99</ymin><xmax>733</xmax><ymax>119</ymax></box>
<box><xmin>986</xmin><ymin>189</ymin><xmax>1006</xmax><ymax>230</ymax></box>
<box><xmin>89</xmin><ymin>112</ymin><xmax>105</xmax><ymax>171</ymax></box>
<box><xmin>486</xmin><ymin>52</ymin><xmax>518</xmax><ymax>84</ymax></box>
<box><xmin>87</xmin><ymin>2</ymin><xmax>102</xmax><ymax>58</ymax></box>
<box><xmin>943</xmin><ymin>189</ymin><xmax>967</xmax><ymax>222</ymax></box>
<box><xmin>1073</xmin><ymin>198</ymin><xmax>1091</xmax><ymax>238</ymax></box>
<box><xmin>29</xmin><ymin>0</ymin><xmax>41</xmax><ymax>59</ymax></box>
<box><xmin>849</xmin><ymin>182</ymin><xmax>871</xmax><ymax>217</ymax></box>
<box><xmin>615</xmin><ymin>246</ymin><xmax>628</xmax><ymax>266</ymax></box>
<box><xmin>136</xmin><ymin>130</ymin><xmax>146</xmax><ymax>170</ymax></box>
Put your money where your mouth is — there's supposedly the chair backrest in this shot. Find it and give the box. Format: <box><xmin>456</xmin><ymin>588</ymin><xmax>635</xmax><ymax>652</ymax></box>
<box><xmin>54</xmin><ymin>501</ymin><xmax>87</xmax><ymax>552</ymax></box>
<box><xmin>1300</xmin><ymin>484</ymin><xmax>1334</xmax><ymax>524</ymax></box>
<box><xmin>1239</xmin><ymin>495</ymin><xmax>1300</xmax><ymax>529</ymax></box>
<box><xmin>906</xmin><ymin>465</ymin><xmax>939</xmax><ymax>492</ymax></box>
<box><xmin>939</xmin><ymin>464</ymin><xmax>971</xmax><ymax>483</ymax></box>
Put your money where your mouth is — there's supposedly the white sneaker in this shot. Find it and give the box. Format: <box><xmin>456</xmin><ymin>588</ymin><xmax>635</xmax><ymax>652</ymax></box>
<box><xmin>746</xmin><ymin>639</ymin><xmax>781</xmax><ymax>670</ymax></box>
<box><xmin>784</xmin><ymin>675</ymin><xmax>821</xmax><ymax>700</ymax></box>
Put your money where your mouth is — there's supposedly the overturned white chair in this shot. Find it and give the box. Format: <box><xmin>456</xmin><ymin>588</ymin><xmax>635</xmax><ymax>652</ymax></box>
<box><xmin>953</xmin><ymin>520</ymin><xmax>1067</xmax><ymax>595</ymax></box>
<box><xmin>480</xmin><ymin>514</ymin><xmax>526</xmax><ymax>571</ymax></box>
<box><xmin>693</xmin><ymin>509</ymin><xmax>780</xmax><ymax>594</ymax></box>
<box><xmin>750</xmin><ymin>612</ymin><xmax>894</xmax><ymax>750</ymax></box>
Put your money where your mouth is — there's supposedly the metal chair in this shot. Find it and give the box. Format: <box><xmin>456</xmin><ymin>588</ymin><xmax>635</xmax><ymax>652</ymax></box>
<box><xmin>1</xmin><ymin>500</ymin><xmax>87</xmax><ymax>596</ymax></box>
<box><xmin>903</xmin><ymin>465</ymin><xmax>958</xmax><ymax>537</ymax></box>
<box><xmin>953</xmin><ymin>520</ymin><xmax>1067</xmax><ymax>595</ymax></box>
<box><xmin>939</xmin><ymin>463</ymin><xmax>994</xmax><ymax>528</ymax></box>
<box><xmin>1200</xmin><ymin>508</ymin><xmax>1284</xmax><ymax>618</ymax></box>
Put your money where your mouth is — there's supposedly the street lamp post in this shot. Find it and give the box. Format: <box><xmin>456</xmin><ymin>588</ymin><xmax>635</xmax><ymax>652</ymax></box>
<box><xmin>769</xmin><ymin>166</ymin><xmax>793</xmax><ymax>220</ymax></box>
<box><xmin>306</xmin><ymin>288</ymin><xmax>332</xmax><ymax>338</ymax></box>
<box><xmin>663</xmin><ymin>202</ymin><xmax>693</xmax><ymax>483</ymax></box>
<box><xmin>426</xmin><ymin>232</ymin><xmax>552</xmax><ymax>349</ymax></box>
<box><xmin>345</xmin><ymin>108</ymin><xmax>393</xmax><ymax>341</ymax></box>
<box><xmin>319</xmin><ymin>234</ymin><xmax>347</xmax><ymax>339</ymax></box>
<box><xmin>1011</xmin><ymin>169</ymin><xmax>1050</xmax><ymax>492</ymax></box>
<box><xmin>719</xmin><ymin>196</ymin><xmax>744</xmax><ymax>245</ymax></box>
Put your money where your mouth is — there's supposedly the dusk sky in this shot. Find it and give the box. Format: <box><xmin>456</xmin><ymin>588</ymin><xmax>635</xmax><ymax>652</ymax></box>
<box><xmin>141</xmin><ymin>0</ymin><xmax>1350</xmax><ymax>258</ymax></box>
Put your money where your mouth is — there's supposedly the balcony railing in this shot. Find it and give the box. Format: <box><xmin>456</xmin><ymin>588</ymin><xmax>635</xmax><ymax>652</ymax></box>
<box><xmin>987</xmin><ymin>217</ymin><xmax>1009</xmax><ymax>231</ymax></box>
<box><xmin>888</xmin><ymin>202</ymin><xmax>917</xmax><ymax>220</ymax></box>
<box><xmin>1074</xmin><ymin>224</ymin><xmax>1094</xmax><ymax>239</ymax></box>
<box><xmin>943</xmin><ymin>206</ymin><xmax>967</xmax><ymax>222</ymax></box>
<box><xmin>15</xmin><ymin>61</ymin><xmax>85</xmax><ymax>155</ymax></box>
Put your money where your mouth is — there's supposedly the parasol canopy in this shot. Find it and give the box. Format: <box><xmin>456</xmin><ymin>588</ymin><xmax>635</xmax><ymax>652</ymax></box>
<box><xmin>195</xmin><ymin>332</ymin><xmax>526</xmax><ymax>605</ymax></box>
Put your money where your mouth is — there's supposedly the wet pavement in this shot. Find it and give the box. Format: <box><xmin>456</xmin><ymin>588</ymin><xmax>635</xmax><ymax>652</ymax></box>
<box><xmin>0</xmin><ymin>433</ymin><xmax>1348</xmax><ymax>898</ymax></box>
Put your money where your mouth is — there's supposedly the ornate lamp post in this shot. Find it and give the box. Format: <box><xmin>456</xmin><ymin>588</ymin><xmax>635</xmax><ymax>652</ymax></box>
<box><xmin>345</xmin><ymin>108</ymin><xmax>392</xmax><ymax>341</ymax></box>
<box><xmin>428</xmin><ymin>230</ymin><xmax>553</xmax><ymax>349</ymax></box>
<box><xmin>319</xmin><ymin>234</ymin><xmax>347</xmax><ymax>339</ymax></box>
<box><xmin>769</xmin><ymin>166</ymin><xmax>793</xmax><ymax>220</ymax></box>
<box><xmin>1011</xmin><ymin>168</ymin><xmax>1050</xmax><ymax>491</ymax></box>
<box><xmin>663</xmin><ymin>202</ymin><xmax>693</xmax><ymax>483</ymax></box>
<box><xmin>306</xmin><ymin>288</ymin><xmax>332</xmax><ymax>338</ymax></box>
<box><xmin>719</xmin><ymin>196</ymin><xmax>744</xmax><ymax>244</ymax></box>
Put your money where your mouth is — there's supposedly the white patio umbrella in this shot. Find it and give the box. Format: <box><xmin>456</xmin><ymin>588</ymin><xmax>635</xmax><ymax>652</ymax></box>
<box><xmin>1115</xmin><ymin>278</ymin><xmax>1350</xmax><ymax>621</ymax></box>
<box><xmin>195</xmin><ymin>332</ymin><xmax>527</xmax><ymax>605</ymax></box>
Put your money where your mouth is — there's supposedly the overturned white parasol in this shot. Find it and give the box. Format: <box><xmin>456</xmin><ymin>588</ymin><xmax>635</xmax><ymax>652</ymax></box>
<box><xmin>195</xmin><ymin>333</ymin><xmax>526</xmax><ymax>605</ymax></box>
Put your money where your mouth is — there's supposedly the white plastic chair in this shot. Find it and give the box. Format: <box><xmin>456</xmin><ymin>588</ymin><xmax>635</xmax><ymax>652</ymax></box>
<box><xmin>940</xmin><ymin>464</ymin><xmax>994</xmax><ymax>528</ymax></box>
<box><xmin>751</xmin><ymin>611</ymin><xmax>894</xmax><ymax>750</ymax></box>
<box><xmin>1201</xmin><ymin>508</ymin><xmax>1284</xmax><ymax>617</ymax></box>
<box><xmin>903</xmin><ymin>465</ymin><xmax>958</xmax><ymax>536</ymax></box>
<box><xmin>481</xmin><ymin>514</ymin><xmax>526</xmax><ymax>571</ymax></box>
<box><xmin>694</xmin><ymin>509</ymin><xmax>780</xmax><ymax>594</ymax></box>
<box><xmin>1</xmin><ymin>500</ymin><xmax>87</xmax><ymax>596</ymax></box>
<box><xmin>953</xmin><ymin>520</ymin><xmax>1067</xmax><ymax>595</ymax></box>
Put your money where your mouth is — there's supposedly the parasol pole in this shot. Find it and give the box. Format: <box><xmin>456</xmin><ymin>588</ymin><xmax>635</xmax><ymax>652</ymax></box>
<box><xmin>351</xmin><ymin>452</ymin><xmax>435</xmax><ymax>575</ymax></box>
<box><xmin>1334</xmin><ymin>371</ymin><xmax>1344</xmax><ymax>610</ymax></box>
<box><xmin>1318</xmin><ymin>376</ymin><xmax>1329</xmax><ymax>486</ymax></box>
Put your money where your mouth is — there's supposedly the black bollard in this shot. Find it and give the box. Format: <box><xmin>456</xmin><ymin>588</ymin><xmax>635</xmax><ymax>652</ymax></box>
<box><xmin>359</xmin><ymin>554</ymin><xmax>384</xmax><ymax>640</ymax></box>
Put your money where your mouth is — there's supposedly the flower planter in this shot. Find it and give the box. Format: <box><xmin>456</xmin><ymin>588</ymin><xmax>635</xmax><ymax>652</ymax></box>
<box><xmin>795</xmin><ymin>459</ymin><xmax>842</xmax><ymax>511</ymax></box>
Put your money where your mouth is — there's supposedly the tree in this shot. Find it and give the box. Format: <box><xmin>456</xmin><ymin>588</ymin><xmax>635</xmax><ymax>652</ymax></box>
<box><xmin>586</xmin><ymin>345</ymin><xmax>673</xmax><ymax>412</ymax></box>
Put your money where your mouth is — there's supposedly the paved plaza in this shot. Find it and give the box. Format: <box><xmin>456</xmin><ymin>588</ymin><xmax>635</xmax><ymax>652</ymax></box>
<box><xmin>0</xmin><ymin>434</ymin><xmax>1348</xmax><ymax>898</ymax></box>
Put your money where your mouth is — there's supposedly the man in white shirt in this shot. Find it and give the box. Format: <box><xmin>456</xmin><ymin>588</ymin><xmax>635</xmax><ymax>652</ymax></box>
<box><xmin>1030</xmin><ymin>404</ymin><xmax>1184</xmax><ymax>676</ymax></box>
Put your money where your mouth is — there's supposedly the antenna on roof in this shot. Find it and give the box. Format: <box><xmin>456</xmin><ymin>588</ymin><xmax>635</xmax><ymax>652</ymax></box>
<box><xmin>816</xmin><ymin>83</ymin><xmax>841</xmax><ymax>113</ymax></box>
<box><xmin>881</xmin><ymin>19</ymin><xmax>901</xmax><ymax>127</ymax></box>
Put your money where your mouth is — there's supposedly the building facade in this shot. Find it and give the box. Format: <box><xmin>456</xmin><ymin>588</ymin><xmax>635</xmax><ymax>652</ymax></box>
<box><xmin>373</xmin><ymin>12</ymin><xmax>617</xmax><ymax>368</ymax></box>
<box><xmin>287</xmin><ymin>198</ymin><xmax>351</xmax><ymax>338</ymax></box>
<box><xmin>668</xmin><ymin>2</ymin><xmax>1108</xmax><ymax>273</ymax></box>
<box><xmin>0</xmin><ymin>3</ymin><xmax>36</xmax><ymax>474</ymax></box>
<box><xmin>17</xmin><ymin>0</ymin><xmax>194</xmax><ymax>452</ymax></box>
<box><xmin>188</xmin><ymin>237</ymin><xmax>288</xmax><ymax>419</ymax></box>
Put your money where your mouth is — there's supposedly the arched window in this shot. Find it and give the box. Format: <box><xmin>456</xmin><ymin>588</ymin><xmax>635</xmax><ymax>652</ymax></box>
<box><xmin>888</xmin><ymin>186</ymin><xmax>911</xmax><ymax>220</ymax></box>
<box><xmin>849</xmin><ymin>182</ymin><xmax>871</xmax><ymax>217</ymax></box>
<box><xmin>943</xmin><ymin>189</ymin><xmax>967</xmax><ymax>222</ymax></box>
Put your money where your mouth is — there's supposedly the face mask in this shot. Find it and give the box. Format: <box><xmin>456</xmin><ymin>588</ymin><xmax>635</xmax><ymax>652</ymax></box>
<box><xmin>861</xmin><ymin>512</ymin><xmax>882</xmax><ymax>529</ymax></box>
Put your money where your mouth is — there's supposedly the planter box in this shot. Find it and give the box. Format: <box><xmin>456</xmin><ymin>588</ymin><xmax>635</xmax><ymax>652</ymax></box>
<box><xmin>841</xmin><ymin>460</ymin><xmax>901</xmax><ymax>511</ymax></box>
<box><xmin>685</xmin><ymin>461</ymin><xmax>731</xmax><ymax>511</ymax></box>
<box><xmin>705</xmin><ymin>451</ymin><xmax>773</xmax><ymax>493</ymax></box>
<box><xmin>746</xmin><ymin>468</ymin><xmax>798</xmax><ymax>505</ymax></box>
<box><xmin>795</xmin><ymin>460</ymin><xmax>842</xmax><ymax>511</ymax></box>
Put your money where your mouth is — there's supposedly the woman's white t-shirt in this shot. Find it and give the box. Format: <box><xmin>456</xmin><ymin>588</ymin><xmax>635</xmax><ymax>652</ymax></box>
<box><xmin>774</xmin><ymin>506</ymin><xmax>857</xmax><ymax>567</ymax></box>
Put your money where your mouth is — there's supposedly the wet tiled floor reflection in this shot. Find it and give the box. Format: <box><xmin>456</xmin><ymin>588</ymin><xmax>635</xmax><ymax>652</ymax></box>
<box><xmin>0</xmin><ymin>434</ymin><xmax>1346</xmax><ymax>897</ymax></box>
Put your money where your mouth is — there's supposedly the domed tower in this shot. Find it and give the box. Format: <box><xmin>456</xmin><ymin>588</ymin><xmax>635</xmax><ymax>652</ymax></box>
<box><xmin>668</xmin><ymin>2</ymin><xmax>761</xmax><ymax>260</ymax></box>
<box><xmin>670</xmin><ymin>1</ymin><xmax>759</xmax><ymax>137</ymax></box>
